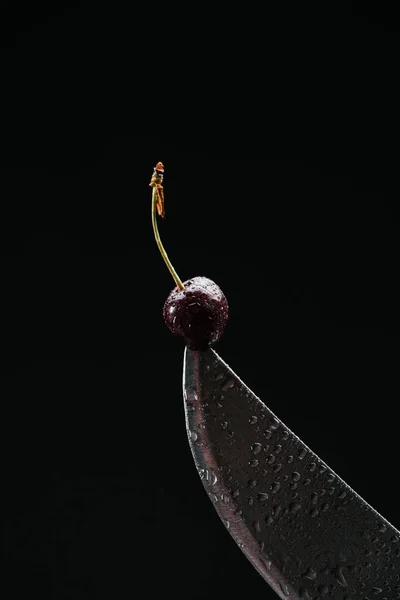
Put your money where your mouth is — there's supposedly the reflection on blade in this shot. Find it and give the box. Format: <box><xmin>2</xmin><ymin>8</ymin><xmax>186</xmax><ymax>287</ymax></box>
<box><xmin>183</xmin><ymin>347</ymin><xmax>400</xmax><ymax>599</ymax></box>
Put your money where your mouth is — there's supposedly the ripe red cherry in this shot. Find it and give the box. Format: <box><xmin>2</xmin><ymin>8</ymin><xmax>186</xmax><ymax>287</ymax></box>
<box><xmin>163</xmin><ymin>276</ymin><xmax>229</xmax><ymax>350</ymax></box>
<box><xmin>150</xmin><ymin>162</ymin><xmax>229</xmax><ymax>350</ymax></box>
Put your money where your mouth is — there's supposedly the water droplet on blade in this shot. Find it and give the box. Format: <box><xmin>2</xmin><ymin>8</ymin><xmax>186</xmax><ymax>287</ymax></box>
<box><xmin>253</xmin><ymin>520</ymin><xmax>261</xmax><ymax>532</ymax></box>
<box><xmin>270</xmin><ymin>417</ymin><xmax>280</xmax><ymax>429</ymax></box>
<box><xmin>279</xmin><ymin>581</ymin><xmax>290</xmax><ymax>596</ymax></box>
<box><xmin>298</xmin><ymin>447</ymin><xmax>307</xmax><ymax>460</ymax></box>
<box><xmin>258</xmin><ymin>492</ymin><xmax>269</xmax><ymax>501</ymax></box>
<box><xmin>271</xmin><ymin>482</ymin><xmax>281</xmax><ymax>494</ymax></box>
<box><xmin>221</xmin><ymin>378</ymin><xmax>235</xmax><ymax>391</ymax></box>
<box><xmin>252</xmin><ymin>442</ymin><xmax>262</xmax><ymax>454</ymax></box>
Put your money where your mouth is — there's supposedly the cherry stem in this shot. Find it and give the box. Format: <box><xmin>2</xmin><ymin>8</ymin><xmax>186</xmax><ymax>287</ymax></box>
<box><xmin>151</xmin><ymin>176</ymin><xmax>184</xmax><ymax>290</ymax></box>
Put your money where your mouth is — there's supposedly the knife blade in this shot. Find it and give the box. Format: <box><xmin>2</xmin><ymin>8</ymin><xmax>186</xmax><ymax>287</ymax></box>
<box><xmin>183</xmin><ymin>347</ymin><xmax>400</xmax><ymax>599</ymax></box>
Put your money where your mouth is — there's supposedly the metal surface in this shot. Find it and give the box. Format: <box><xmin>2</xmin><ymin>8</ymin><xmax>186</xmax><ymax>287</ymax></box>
<box><xmin>183</xmin><ymin>347</ymin><xmax>400</xmax><ymax>599</ymax></box>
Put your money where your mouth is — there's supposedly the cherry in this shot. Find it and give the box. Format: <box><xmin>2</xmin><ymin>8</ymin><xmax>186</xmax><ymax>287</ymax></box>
<box><xmin>163</xmin><ymin>276</ymin><xmax>228</xmax><ymax>350</ymax></box>
<box><xmin>150</xmin><ymin>162</ymin><xmax>229</xmax><ymax>350</ymax></box>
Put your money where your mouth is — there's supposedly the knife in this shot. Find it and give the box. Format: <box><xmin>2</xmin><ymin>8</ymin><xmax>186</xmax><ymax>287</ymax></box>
<box><xmin>183</xmin><ymin>347</ymin><xmax>400</xmax><ymax>599</ymax></box>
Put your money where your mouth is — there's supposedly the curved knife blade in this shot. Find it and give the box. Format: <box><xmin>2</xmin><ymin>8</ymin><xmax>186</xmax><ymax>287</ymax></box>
<box><xmin>183</xmin><ymin>347</ymin><xmax>400</xmax><ymax>599</ymax></box>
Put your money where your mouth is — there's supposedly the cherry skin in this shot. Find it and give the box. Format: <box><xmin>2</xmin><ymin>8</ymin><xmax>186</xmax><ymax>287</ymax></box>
<box><xmin>163</xmin><ymin>276</ymin><xmax>229</xmax><ymax>350</ymax></box>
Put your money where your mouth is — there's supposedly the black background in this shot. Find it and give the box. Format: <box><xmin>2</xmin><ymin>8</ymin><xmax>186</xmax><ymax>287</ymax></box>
<box><xmin>1</xmin><ymin>3</ymin><xmax>399</xmax><ymax>600</ymax></box>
